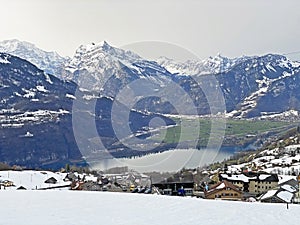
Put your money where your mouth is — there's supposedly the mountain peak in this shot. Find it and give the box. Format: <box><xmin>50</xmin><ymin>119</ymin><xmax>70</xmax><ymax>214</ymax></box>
<box><xmin>0</xmin><ymin>39</ymin><xmax>55</xmax><ymax>55</ymax></box>
<box><xmin>99</xmin><ymin>40</ymin><xmax>110</xmax><ymax>47</ymax></box>
<box><xmin>215</xmin><ymin>52</ymin><xmax>224</xmax><ymax>59</ymax></box>
<box><xmin>205</xmin><ymin>54</ymin><xmax>229</xmax><ymax>65</ymax></box>
<box><xmin>71</xmin><ymin>41</ymin><xmax>143</xmax><ymax>67</ymax></box>
<box><xmin>82</xmin><ymin>40</ymin><xmax>112</xmax><ymax>51</ymax></box>
<box><xmin>158</xmin><ymin>54</ymin><xmax>251</xmax><ymax>76</ymax></box>
<box><xmin>0</xmin><ymin>39</ymin><xmax>33</xmax><ymax>52</ymax></box>
<box><xmin>0</xmin><ymin>39</ymin><xmax>68</xmax><ymax>77</ymax></box>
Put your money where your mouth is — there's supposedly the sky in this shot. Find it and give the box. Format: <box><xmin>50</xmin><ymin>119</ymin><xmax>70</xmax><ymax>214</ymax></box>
<box><xmin>1</xmin><ymin>0</ymin><xmax>300</xmax><ymax>61</ymax></box>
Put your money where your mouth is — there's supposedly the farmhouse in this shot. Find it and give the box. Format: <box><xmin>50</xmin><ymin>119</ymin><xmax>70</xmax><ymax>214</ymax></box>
<box><xmin>205</xmin><ymin>180</ymin><xmax>242</xmax><ymax>201</ymax></box>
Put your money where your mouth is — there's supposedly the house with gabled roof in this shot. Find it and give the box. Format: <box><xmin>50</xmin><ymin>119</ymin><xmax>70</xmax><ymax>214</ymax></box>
<box><xmin>260</xmin><ymin>189</ymin><xmax>294</xmax><ymax>203</ymax></box>
<box><xmin>219</xmin><ymin>172</ymin><xmax>279</xmax><ymax>194</ymax></box>
<box><xmin>259</xmin><ymin>177</ymin><xmax>297</xmax><ymax>204</ymax></box>
<box><xmin>205</xmin><ymin>180</ymin><xmax>242</xmax><ymax>201</ymax></box>
<box><xmin>278</xmin><ymin>177</ymin><xmax>298</xmax><ymax>190</ymax></box>
<box><xmin>278</xmin><ymin>178</ymin><xmax>298</xmax><ymax>198</ymax></box>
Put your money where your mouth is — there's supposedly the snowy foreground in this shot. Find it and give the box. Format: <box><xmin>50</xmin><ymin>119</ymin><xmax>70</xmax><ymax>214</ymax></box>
<box><xmin>0</xmin><ymin>191</ymin><xmax>299</xmax><ymax>225</ymax></box>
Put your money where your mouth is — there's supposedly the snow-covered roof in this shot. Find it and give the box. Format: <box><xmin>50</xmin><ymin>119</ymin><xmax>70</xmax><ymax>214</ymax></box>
<box><xmin>278</xmin><ymin>175</ymin><xmax>297</xmax><ymax>185</ymax></box>
<box><xmin>276</xmin><ymin>191</ymin><xmax>294</xmax><ymax>203</ymax></box>
<box><xmin>220</xmin><ymin>173</ymin><xmax>251</xmax><ymax>182</ymax></box>
<box><xmin>258</xmin><ymin>174</ymin><xmax>271</xmax><ymax>180</ymax></box>
<box><xmin>261</xmin><ymin>189</ymin><xmax>294</xmax><ymax>203</ymax></box>
<box><xmin>216</xmin><ymin>183</ymin><xmax>225</xmax><ymax>189</ymax></box>
<box><xmin>206</xmin><ymin>180</ymin><xmax>242</xmax><ymax>196</ymax></box>
<box><xmin>261</xmin><ymin>190</ymin><xmax>277</xmax><ymax>200</ymax></box>
<box><xmin>220</xmin><ymin>172</ymin><xmax>278</xmax><ymax>183</ymax></box>
<box><xmin>280</xmin><ymin>184</ymin><xmax>297</xmax><ymax>193</ymax></box>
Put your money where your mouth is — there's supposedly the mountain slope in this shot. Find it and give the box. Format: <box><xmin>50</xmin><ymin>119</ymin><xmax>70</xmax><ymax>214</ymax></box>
<box><xmin>63</xmin><ymin>41</ymin><xmax>172</xmax><ymax>96</ymax></box>
<box><xmin>0</xmin><ymin>53</ymin><xmax>82</xmax><ymax>167</ymax></box>
<box><xmin>157</xmin><ymin>54</ymin><xmax>252</xmax><ymax>75</ymax></box>
<box><xmin>63</xmin><ymin>42</ymin><xmax>214</xmax><ymax>116</ymax></box>
<box><xmin>0</xmin><ymin>39</ymin><xmax>68</xmax><ymax>77</ymax></box>
<box><xmin>64</xmin><ymin>42</ymin><xmax>300</xmax><ymax>118</ymax></box>
<box><xmin>0</xmin><ymin>53</ymin><xmax>175</xmax><ymax>168</ymax></box>
<box><xmin>217</xmin><ymin>129</ymin><xmax>300</xmax><ymax>176</ymax></box>
<box><xmin>158</xmin><ymin>54</ymin><xmax>300</xmax><ymax>118</ymax></box>
<box><xmin>2</xmin><ymin>40</ymin><xmax>300</xmax><ymax>168</ymax></box>
<box><xmin>2</xmin><ymin>39</ymin><xmax>300</xmax><ymax>119</ymax></box>
<box><xmin>217</xmin><ymin>54</ymin><xmax>300</xmax><ymax>117</ymax></box>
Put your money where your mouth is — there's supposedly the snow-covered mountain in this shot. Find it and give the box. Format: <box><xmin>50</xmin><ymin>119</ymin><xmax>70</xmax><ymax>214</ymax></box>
<box><xmin>217</xmin><ymin>54</ymin><xmax>300</xmax><ymax>118</ymax></box>
<box><xmin>158</xmin><ymin>53</ymin><xmax>300</xmax><ymax>117</ymax></box>
<box><xmin>63</xmin><ymin>41</ymin><xmax>300</xmax><ymax>118</ymax></box>
<box><xmin>2</xmin><ymin>39</ymin><xmax>300</xmax><ymax>119</ymax></box>
<box><xmin>0</xmin><ymin>39</ymin><xmax>68</xmax><ymax>77</ymax></box>
<box><xmin>157</xmin><ymin>54</ymin><xmax>252</xmax><ymax>76</ymax></box>
<box><xmin>63</xmin><ymin>41</ymin><xmax>171</xmax><ymax>94</ymax></box>
<box><xmin>2</xmin><ymin>40</ymin><xmax>300</xmax><ymax>168</ymax></box>
<box><xmin>0</xmin><ymin>52</ymin><xmax>82</xmax><ymax>167</ymax></box>
<box><xmin>0</xmin><ymin>53</ymin><xmax>175</xmax><ymax>168</ymax></box>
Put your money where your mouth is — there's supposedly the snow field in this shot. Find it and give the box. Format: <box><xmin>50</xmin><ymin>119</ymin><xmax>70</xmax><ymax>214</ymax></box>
<box><xmin>0</xmin><ymin>191</ymin><xmax>299</xmax><ymax>225</ymax></box>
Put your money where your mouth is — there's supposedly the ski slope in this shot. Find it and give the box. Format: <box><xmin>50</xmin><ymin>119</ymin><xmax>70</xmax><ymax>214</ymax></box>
<box><xmin>0</xmin><ymin>191</ymin><xmax>299</xmax><ymax>225</ymax></box>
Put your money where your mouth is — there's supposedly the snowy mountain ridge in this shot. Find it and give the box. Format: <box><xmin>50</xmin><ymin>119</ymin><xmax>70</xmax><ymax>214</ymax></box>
<box><xmin>157</xmin><ymin>54</ymin><xmax>252</xmax><ymax>75</ymax></box>
<box><xmin>157</xmin><ymin>53</ymin><xmax>300</xmax><ymax>76</ymax></box>
<box><xmin>222</xmin><ymin>54</ymin><xmax>300</xmax><ymax>118</ymax></box>
<box><xmin>0</xmin><ymin>39</ymin><xmax>68</xmax><ymax>77</ymax></box>
<box><xmin>60</xmin><ymin>41</ymin><xmax>300</xmax><ymax>119</ymax></box>
<box><xmin>63</xmin><ymin>40</ymin><xmax>171</xmax><ymax>93</ymax></box>
<box><xmin>2</xmin><ymin>39</ymin><xmax>300</xmax><ymax>119</ymax></box>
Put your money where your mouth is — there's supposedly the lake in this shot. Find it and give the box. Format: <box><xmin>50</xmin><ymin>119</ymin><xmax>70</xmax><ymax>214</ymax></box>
<box><xmin>89</xmin><ymin>147</ymin><xmax>240</xmax><ymax>172</ymax></box>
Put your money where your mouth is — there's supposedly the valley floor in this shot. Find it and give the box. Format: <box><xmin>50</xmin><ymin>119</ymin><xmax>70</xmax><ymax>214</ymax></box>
<box><xmin>0</xmin><ymin>191</ymin><xmax>299</xmax><ymax>225</ymax></box>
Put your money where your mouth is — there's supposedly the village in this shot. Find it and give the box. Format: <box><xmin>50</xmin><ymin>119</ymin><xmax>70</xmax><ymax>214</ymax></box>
<box><xmin>1</xmin><ymin>132</ymin><xmax>300</xmax><ymax>205</ymax></box>
<box><xmin>0</xmin><ymin>166</ymin><xmax>299</xmax><ymax>205</ymax></box>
